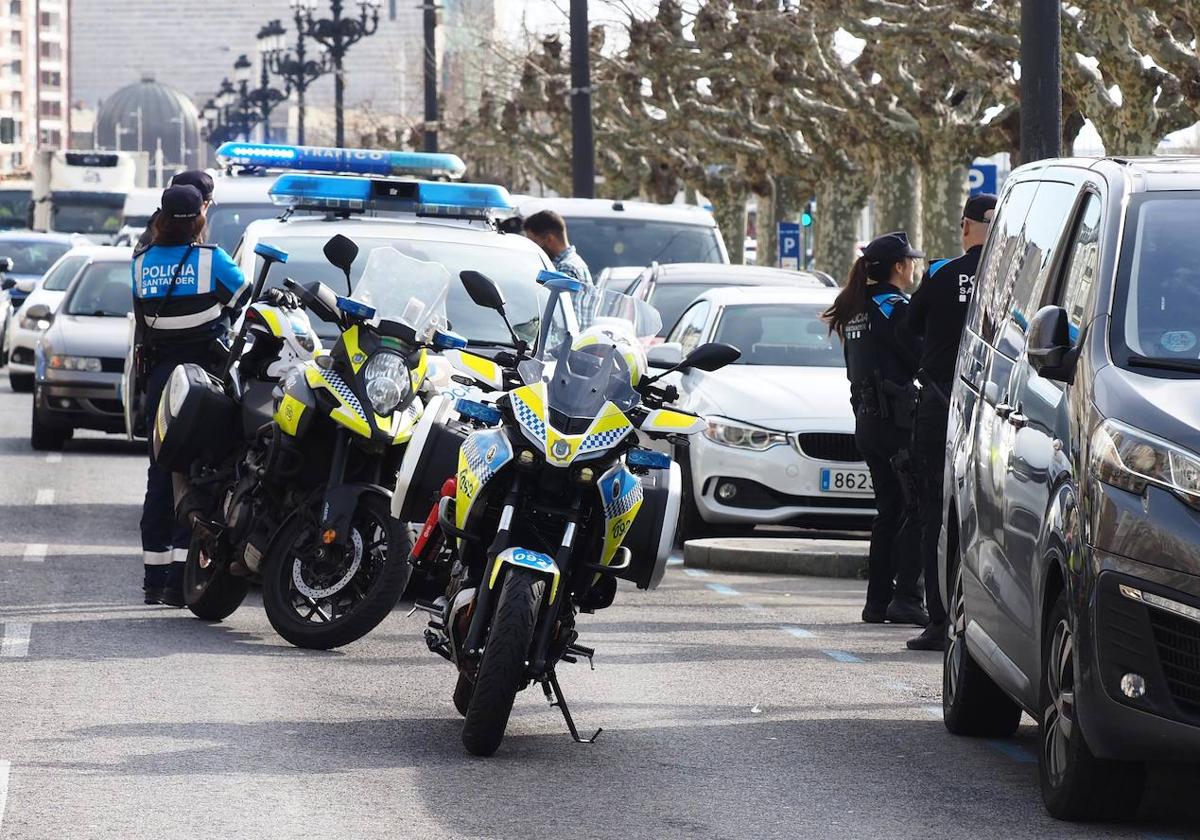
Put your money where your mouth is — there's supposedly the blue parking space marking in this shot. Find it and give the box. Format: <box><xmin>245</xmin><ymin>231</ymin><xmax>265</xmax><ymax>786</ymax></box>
<box><xmin>985</xmin><ymin>740</ymin><xmax>1037</xmax><ymax>764</ymax></box>
<box><xmin>821</xmin><ymin>649</ymin><xmax>862</xmax><ymax>663</ymax></box>
<box><xmin>706</xmin><ymin>583</ymin><xmax>739</xmax><ymax>596</ymax></box>
<box><xmin>682</xmin><ymin>568</ymin><xmax>710</xmax><ymax>578</ymax></box>
<box><xmin>781</xmin><ymin>625</ymin><xmax>814</xmax><ymax>639</ymax></box>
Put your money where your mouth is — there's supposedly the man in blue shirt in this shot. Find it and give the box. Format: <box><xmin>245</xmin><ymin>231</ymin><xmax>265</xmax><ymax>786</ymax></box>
<box><xmin>523</xmin><ymin>210</ymin><xmax>593</xmax><ymax>285</ymax></box>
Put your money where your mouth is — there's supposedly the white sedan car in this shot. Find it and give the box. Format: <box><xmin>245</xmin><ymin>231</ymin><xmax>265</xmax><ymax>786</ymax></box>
<box><xmin>649</xmin><ymin>286</ymin><xmax>875</xmax><ymax>537</ymax></box>
<box><xmin>5</xmin><ymin>247</ymin><xmax>97</xmax><ymax>391</ymax></box>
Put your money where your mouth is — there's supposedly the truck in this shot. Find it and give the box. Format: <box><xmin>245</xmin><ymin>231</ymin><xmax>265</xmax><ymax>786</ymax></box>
<box><xmin>0</xmin><ymin>180</ymin><xmax>33</xmax><ymax>230</ymax></box>
<box><xmin>31</xmin><ymin>150</ymin><xmax>148</xmax><ymax>243</ymax></box>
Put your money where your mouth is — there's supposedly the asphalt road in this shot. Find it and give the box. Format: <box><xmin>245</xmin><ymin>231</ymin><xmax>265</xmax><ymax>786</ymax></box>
<box><xmin>0</xmin><ymin>381</ymin><xmax>1197</xmax><ymax>839</ymax></box>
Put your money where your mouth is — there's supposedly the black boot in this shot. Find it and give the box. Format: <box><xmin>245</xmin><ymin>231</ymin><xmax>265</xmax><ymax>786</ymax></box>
<box><xmin>143</xmin><ymin>564</ymin><xmax>167</xmax><ymax>605</ymax></box>
<box><xmin>885</xmin><ymin>599</ymin><xmax>929</xmax><ymax>627</ymax></box>
<box><xmin>160</xmin><ymin>561</ymin><xmax>186</xmax><ymax>608</ymax></box>
<box><xmin>907</xmin><ymin>622</ymin><xmax>946</xmax><ymax>651</ymax></box>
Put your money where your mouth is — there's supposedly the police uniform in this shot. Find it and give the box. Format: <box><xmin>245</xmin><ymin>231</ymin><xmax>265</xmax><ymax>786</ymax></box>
<box><xmin>842</xmin><ymin>232</ymin><xmax>925</xmax><ymax>623</ymax></box>
<box><xmin>905</xmin><ymin>193</ymin><xmax>995</xmax><ymax>640</ymax></box>
<box><xmin>131</xmin><ymin>184</ymin><xmax>248</xmax><ymax>604</ymax></box>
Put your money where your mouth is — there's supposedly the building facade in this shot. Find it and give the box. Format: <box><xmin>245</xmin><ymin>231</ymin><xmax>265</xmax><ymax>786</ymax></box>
<box><xmin>0</xmin><ymin>0</ymin><xmax>68</xmax><ymax>174</ymax></box>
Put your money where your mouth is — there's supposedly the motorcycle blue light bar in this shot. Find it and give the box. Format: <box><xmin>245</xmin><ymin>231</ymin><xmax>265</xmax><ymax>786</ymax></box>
<box><xmin>627</xmin><ymin>448</ymin><xmax>671</xmax><ymax>469</ymax></box>
<box><xmin>336</xmin><ymin>296</ymin><xmax>376</xmax><ymax>321</ymax></box>
<box><xmin>536</xmin><ymin>270</ymin><xmax>584</xmax><ymax>293</ymax></box>
<box><xmin>455</xmin><ymin>398</ymin><xmax>501</xmax><ymax>425</ymax></box>
<box><xmin>270</xmin><ymin>173</ymin><xmax>515</xmax><ymax>220</ymax></box>
<box><xmin>216</xmin><ymin>142</ymin><xmax>467</xmax><ymax>180</ymax></box>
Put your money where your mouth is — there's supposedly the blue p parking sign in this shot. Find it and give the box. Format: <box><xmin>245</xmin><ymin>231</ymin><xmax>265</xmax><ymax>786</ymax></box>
<box><xmin>778</xmin><ymin>221</ymin><xmax>800</xmax><ymax>270</ymax></box>
<box><xmin>968</xmin><ymin>163</ymin><xmax>998</xmax><ymax>196</ymax></box>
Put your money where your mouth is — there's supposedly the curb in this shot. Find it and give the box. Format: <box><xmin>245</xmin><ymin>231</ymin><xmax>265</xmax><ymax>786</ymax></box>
<box><xmin>683</xmin><ymin>538</ymin><xmax>869</xmax><ymax>578</ymax></box>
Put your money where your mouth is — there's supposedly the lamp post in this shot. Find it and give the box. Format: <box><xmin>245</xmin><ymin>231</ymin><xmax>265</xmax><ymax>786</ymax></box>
<box><xmin>421</xmin><ymin>0</ymin><xmax>438</xmax><ymax>153</ymax></box>
<box><xmin>294</xmin><ymin>0</ymin><xmax>381</xmax><ymax>146</ymax></box>
<box><xmin>168</xmin><ymin>114</ymin><xmax>188</xmax><ymax>169</ymax></box>
<box><xmin>265</xmin><ymin>11</ymin><xmax>329</xmax><ymax>144</ymax></box>
<box><xmin>233</xmin><ymin>53</ymin><xmax>255</xmax><ymax>141</ymax></box>
<box><xmin>569</xmin><ymin>0</ymin><xmax>594</xmax><ymax>198</ymax></box>
<box><xmin>253</xmin><ymin>22</ymin><xmax>289</xmax><ymax>142</ymax></box>
<box><xmin>1019</xmin><ymin>0</ymin><xmax>1061</xmax><ymax>163</ymax></box>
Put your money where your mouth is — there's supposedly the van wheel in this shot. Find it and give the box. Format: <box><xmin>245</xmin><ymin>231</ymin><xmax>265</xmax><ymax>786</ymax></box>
<box><xmin>30</xmin><ymin>395</ymin><xmax>69</xmax><ymax>451</ymax></box>
<box><xmin>1038</xmin><ymin>588</ymin><xmax>1145</xmax><ymax>820</ymax></box>
<box><xmin>942</xmin><ymin>553</ymin><xmax>1022</xmax><ymax>736</ymax></box>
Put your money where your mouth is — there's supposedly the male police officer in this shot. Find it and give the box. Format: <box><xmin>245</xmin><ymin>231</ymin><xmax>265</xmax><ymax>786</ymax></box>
<box><xmin>523</xmin><ymin>210</ymin><xmax>593</xmax><ymax>285</ymax></box>
<box><xmin>904</xmin><ymin>193</ymin><xmax>996</xmax><ymax>650</ymax></box>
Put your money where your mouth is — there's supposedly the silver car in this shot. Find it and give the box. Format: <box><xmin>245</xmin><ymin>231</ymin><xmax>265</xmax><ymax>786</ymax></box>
<box><xmin>31</xmin><ymin>247</ymin><xmax>133</xmax><ymax>450</ymax></box>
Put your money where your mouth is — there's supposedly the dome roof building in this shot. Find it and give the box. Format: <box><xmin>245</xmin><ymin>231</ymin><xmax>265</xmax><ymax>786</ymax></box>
<box><xmin>95</xmin><ymin>75</ymin><xmax>201</xmax><ymax>174</ymax></box>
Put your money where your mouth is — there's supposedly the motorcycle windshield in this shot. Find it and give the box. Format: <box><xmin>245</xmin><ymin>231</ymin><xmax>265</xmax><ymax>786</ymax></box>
<box><xmin>350</xmin><ymin>246</ymin><xmax>450</xmax><ymax>341</ymax></box>
<box><xmin>572</xmin><ymin>284</ymin><xmax>662</xmax><ymax>343</ymax></box>
<box><xmin>545</xmin><ymin>337</ymin><xmax>640</xmax><ymax>421</ymax></box>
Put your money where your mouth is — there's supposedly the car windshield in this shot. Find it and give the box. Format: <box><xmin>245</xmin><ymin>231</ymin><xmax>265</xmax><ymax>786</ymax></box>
<box><xmin>1113</xmin><ymin>195</ymin><xmax>1200</xmax><ymax>373</ymax></box>
<box><xmin>41</xmin><ymin>255</ymin><xmax>88</xmax><ymax>291</ymax></box>
<box><xmin>648</xmin><ymin>282</ymin><xmax>711</xmax><ymax>336</ymax></box>
<box><xmin>567</xmin><ymin>218</ymin><xmax>723</xmax><ymax>275</ymax></box>
<box><xmin>713</xmin><ymin>303</ymin><xmax>843</xmax><ymax>367</ymax></box>
<box><xmin>0</xmin><ymin>189</ymin><xmax>31</xmax><ymax>230</ymax></box>
<box><xmin>63</xmin><ymin>261</ymin><xmax>133</xmax><ymax>317</ymax></box>
<box><xmin>254</xmin><ymin>234</ymin><xmax>548</xmax><ymax>346</ymax></box>
<box><xmin>54</xmin><ymin>203</ymin><xmax>123</xmax><ymax>235</ymax></box>
<box><xmin>0</xmin><ymin>239</ymin><xmax>72</xmax><ymax>275</ymax></box>
<box><xmin>208</xmin><ymin>204</ymin><xmax>281</xmax><ymax>253</ymax></box>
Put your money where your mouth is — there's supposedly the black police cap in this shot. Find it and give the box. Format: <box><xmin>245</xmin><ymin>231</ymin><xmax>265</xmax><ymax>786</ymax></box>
<box><xmin>170</xmin><ymin>170</ymin><xmax>215</xmax><ymax>202</ymax></box>
<box><xmin>861</xmin><ymin>230</ymin><xmax>925</xmax><ymax>264</ymax></box>
<box><xmin>963</xmin><ymin>193</ymin><xmax>997</xmax><ymax>223</ymax></box>
<box><xmin>161</xmin><ymin>184</ymin><xmax>203</xmax><ymax>219</ymax></box>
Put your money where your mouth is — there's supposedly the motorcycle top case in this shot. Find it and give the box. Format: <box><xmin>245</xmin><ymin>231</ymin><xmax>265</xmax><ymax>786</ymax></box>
<box><xmin>152</xmin><ymin>363</ymin><xmax>239</xmax><ymax>472</ymax></box>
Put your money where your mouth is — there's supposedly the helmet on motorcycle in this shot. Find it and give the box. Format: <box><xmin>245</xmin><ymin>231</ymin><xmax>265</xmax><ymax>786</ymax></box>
<box><xmin>243</xmin><ymin>302</ymin><xmax>322</xmax><ymax>379</ymax></box>
<box><xmin>571</xmin><ymin>322</ymin><xmax>648</xmax><ymax>387</ymax></box>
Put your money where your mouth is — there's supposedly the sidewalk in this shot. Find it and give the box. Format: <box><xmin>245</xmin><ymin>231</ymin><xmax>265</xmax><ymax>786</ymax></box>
<box><xmin>683</xmin><ymin>537</ymin><xmax>869</xmax><ymax>578</ymax></box>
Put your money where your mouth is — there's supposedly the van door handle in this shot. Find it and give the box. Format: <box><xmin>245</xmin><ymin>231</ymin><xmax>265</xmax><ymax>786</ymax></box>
<box><xmin>995</xmin><ymin>402</ymin><xmax>1014</xmax><ymax>419</ymax></box>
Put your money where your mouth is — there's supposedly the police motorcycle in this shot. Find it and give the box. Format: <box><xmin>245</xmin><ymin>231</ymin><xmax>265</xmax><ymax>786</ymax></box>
<box><xmin>402</xmin><ymin>268</ymin><xmax>740</xmax><ymax>756</ymax></box>
<box><xmin>159</xmin><ymin>234</ymin><xmax>464</xmax><ymax>649</ymax></box>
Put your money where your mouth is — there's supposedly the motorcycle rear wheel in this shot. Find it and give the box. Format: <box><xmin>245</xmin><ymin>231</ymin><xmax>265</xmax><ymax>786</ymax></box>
<box><xmin>461</xmin><ymin>569</ymin><xmax>545</xmax><ymax>757</ymax></box>
<box><xmin>262</xmin><ymin>492</ymin><xmax>411</xmax><ymax>650</ymax></box>
<box><xmin>183</xmin><ymin>532</ymin><xmax>249</xmax><ymax>622</ymax></box>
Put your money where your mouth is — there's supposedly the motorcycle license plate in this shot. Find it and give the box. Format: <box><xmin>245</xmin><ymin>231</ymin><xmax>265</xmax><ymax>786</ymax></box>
<box><xmin>820</xmin><ymin>467</ymin><xmax>873</xmax><ymax>495</ymax></box>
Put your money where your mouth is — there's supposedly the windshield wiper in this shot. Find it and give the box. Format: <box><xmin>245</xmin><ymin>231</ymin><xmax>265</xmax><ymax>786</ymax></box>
<box><xmin>85</xmin><ymin>310</ymin><xmax>122</xmax><ymax>318</ymax></box>
<box><xmin>1127</xmin><ymin>353</ymin><xmax>1200</xmax><ymax>374</ymax></box>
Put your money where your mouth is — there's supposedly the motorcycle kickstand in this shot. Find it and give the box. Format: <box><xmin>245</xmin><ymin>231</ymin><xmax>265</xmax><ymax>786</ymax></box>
<box><xmin>541</xmin><ymin>670</ymin><xmax>602</xmax><ymax>744</ymax></box>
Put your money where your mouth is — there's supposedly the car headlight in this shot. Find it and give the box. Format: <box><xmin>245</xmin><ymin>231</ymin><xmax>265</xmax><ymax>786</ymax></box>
<box><xmin>702</xmin><ymin>418</ymin><xmax>788</xmax><ymax>450</ymax></box>
<box><xmin>1090</xmin><ymin>418</ymin><xmax>1200</xmax><ymax>510</ymax></box>
<box><xmin>47</xmin><ymin>355</ymin><xmax>101</xmax><ymax>372</ymax></box>
<box><xmin>20</xmin><ymin>313</ymin><xmax>50</xmax><ymax>331</ymax></box>
<box><xmin>364</xmin><ymin>351</ymin><xmax>410</xmax><ymax>416</ymax></box>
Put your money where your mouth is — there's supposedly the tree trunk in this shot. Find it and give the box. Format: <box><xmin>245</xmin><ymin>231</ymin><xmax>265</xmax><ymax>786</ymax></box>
<box><xmin>755</xmin><ymin>179</ymin><xmax>777</xmax><ymax>267</ymax></box>
<box><xmin>815</xmin><ymin>173</ymin><xmax>868</xmax><ymax>285</ymax></box>
<box><xmin>708</xmin><ymin>180</ymin><xmax>747</xmax><ymax>265</ymax></box>
<box><xmin>875</xmin><ymin>156</ymin><xmax>922</xmax><ymax>244</ymax></box>
<box><xmin>920</xmin><ymin>150</ymin><xmax>968</xmax><ymax>261</ymax></box>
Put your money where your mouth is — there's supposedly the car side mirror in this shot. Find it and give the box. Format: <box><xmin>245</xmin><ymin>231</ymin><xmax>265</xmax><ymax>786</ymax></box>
<box><xmin>459</xmin><ymin>270</ymin><xmax>507</xmax><ymax>313</ymax></box>
<box><xmin>24</xmin><ymin>303</ymin><xmax>51</xmax><ymax>322</ymax></box>
<box><xmin>1027</xmin><ymin>305</ymin><xmax>1076</xmax><ymax>382</ymax></box>
<box><xmin>680</xmin><ymin>342</ymin><xmax>741</xmax><ymax>373</ymax></box>
<box><xmin>646</xmin><ymin>342</ymin><xmax>683</xmax><ymax>370</ymax></box>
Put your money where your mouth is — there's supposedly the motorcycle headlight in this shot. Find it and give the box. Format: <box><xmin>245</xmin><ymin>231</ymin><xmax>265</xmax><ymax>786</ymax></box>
<box><xmin>1090</xmin><ymin>418</ymin><xmax>1200</xmax><ymax>510</ymax></box>
<box><xmin>702</xmin><ymin>418</ymin><xmax>788</xmax><ymax>451</ymax></box>
<box><xmin>364</xmin><ymin>351</ymin><xmax>410</xmax><ymax>416</ymax></box>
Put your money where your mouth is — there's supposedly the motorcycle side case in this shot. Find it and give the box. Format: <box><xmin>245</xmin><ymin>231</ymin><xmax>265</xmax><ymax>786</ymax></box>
<box><xmin>152</xmin><ymin>363</ymin><xmax>238</xmax><ymax>472</ymax></box>
<box><xmin>393</xmin><ymin>393</ymin><xmax>470</xmax><ymax>523</ymax></box>
<box><xmin>618</xmin><ymin>461</ymin><xmax>681</xmax><ymax>591</ymax></box>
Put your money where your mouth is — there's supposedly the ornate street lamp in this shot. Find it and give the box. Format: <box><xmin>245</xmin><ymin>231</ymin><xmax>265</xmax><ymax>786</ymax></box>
<box><xmin>233</xmin><ymin>53</ymin><xmax>255</xmax><ymax>141</ymax></box>
<box><xmin>294</xmin><ymin>0</ymin><xmax>382</xmax><ymax>146</ymax></box>
<box><xmin>263</xmin><ymin>14</ymin><xmax>328</xmax><ymax>144</ymax></box>
<box><xmin>252</xmin><ymin>22</ymin><xmax>290</xmax><ymax>142</ymax></box>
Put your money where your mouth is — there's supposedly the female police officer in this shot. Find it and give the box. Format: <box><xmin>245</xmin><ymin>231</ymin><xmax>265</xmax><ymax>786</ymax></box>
<box><xmin>132</xmin><ymin>184</ymin><xmax>248</xmax><ymax>605</ymax></box>
<box><xmin>823</xmin><ymin>231</ymin><xmax>927</xmax><ymax>626</ymax></box>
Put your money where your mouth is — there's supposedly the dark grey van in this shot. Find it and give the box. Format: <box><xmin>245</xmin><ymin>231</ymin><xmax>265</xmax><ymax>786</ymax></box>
<box><xmin>939</xmin><ymin>157</ymin><xmax>1200</xmax><ymax>820</ymax></box>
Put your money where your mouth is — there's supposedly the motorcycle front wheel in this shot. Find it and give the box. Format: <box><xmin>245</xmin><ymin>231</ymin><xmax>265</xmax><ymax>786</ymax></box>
<box><xmin>262</xmin><ymin>492</ymin><xmax>411</xmax><ymax>650</ymax></box>
<box><xmin>183</xmin><ymin>531</ymin><xmax>250</xmax><ymax>621</ymax></box>
<box><xmin>462</xmin><ymin>568</ymin><xmax>545</xmax><ymax>757</ymax></box>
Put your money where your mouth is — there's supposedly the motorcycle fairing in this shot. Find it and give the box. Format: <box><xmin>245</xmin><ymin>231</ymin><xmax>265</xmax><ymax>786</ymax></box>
<box><xmin>455</xmin><ymin>427</ymin><xmax>513</xmax><ymax>531</ymax></box>
<box><xmin>596</xmin><ymin>462</ymin><xmax>644</xmax><ymax>567</ymax></box>
<box><xmin>510</xmin><ymin>382</ymin><xmax>634</xmax><ymax>467</ymax></box>
<box><xmin>444</xmin><ymin>349</ymin><xmax>504</xmax><ymax>391</ymax></box>
<box><xmin>640</xmin><ymin>408</ymin><xmax>705</xmax><ymax>435</ymax></box>
<box><xmin>304</xmin><ymin>363</ymin><xmax>373</xmax><ymax>438</ymax></box>
<box><xmin>488</xmin><ymin>547</ymin><xmax>562</xmax><ymax>604</ymax></box>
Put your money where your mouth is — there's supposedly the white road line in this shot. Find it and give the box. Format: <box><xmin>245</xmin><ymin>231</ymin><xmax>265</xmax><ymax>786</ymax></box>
<box><xmin>781</xmin><ymin>625</ymin><xmax>814</xmax><ymax>639</ymax></box>
<box><xmin>0</xmin><ymin>624</ymin><xmax>31</xmax><ymax>657</ymax></box>
<box><xmin>706</xmin><ymin>583</ymin><xmax>739</xmax><ymax>596</ymax></box>
<box><xmin>682</xmin><ymin>568</ymin><xmax>710</xmax><ymax>578</ymax></box>
<box><xmin>44</xmin><ymin>452</ymin><xmax>62</xmax><ymax>464</ymax></box>
<box><xmin>22</xmin><ymin>544</ymin><xmax>46</xmax><ymax>563</ymax></box>
<box><xmin>821</xmin><ymin>649</ymin><xmax>863</xmax><ymax>663</ymax></box>
<box><xmin>0</xmin><ymin>760</ymin><xmax>9</xmax><ymax>833</ymax></box>
<box><xmin>742</xmin><ymin>602</ymin><xmax>769</xmax><ymax>614</ymax></box>
<box><xmin>34</xmin><ymin>489</ymin><xmax>54</xmax><ymax>506</ymax></box>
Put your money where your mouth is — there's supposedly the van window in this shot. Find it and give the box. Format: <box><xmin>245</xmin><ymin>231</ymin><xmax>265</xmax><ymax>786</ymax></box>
<box><xmin>1056</xmin><ymin>193</ymin><xmax>1102</xmax><ymax>341</ymax></box>
<box><xmin>972</xmin><ymin>181</ymin><xmax>1038</xmax><ymax>344</ymax></box>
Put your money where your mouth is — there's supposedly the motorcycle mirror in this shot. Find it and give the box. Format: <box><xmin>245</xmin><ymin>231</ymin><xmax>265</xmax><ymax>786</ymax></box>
<box><xmin>323</xmin><ymin>234</ymin><xmax>357</xmax><ymax>295</ymax></box>
<box><xmin>459</xmin><ymin>270</ymin><xmax>507</xmax><ymax>312</ymax></box>
<box><xmin>681</xmin><ymin>342</ymin><xmax>741</xmax><ymax>372</ymax></box>
<box><xmin>0</xmin><ymin>277</ymin><xmax>13</xmax><ymax>291</ymax></box>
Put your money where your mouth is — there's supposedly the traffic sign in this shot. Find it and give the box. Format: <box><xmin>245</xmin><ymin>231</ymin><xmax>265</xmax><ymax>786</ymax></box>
<box><xmin>778</xmin><ymin>221</ymin><xmax>800</xmax><ymax>270</ymax></box>
<box><xmin>967</xmin><ymin>163</ymin><xmax>998</xmax><ymax>196</ymax></box>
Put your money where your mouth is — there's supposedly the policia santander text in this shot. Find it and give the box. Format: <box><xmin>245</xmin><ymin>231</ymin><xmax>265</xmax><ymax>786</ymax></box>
<box><xmin>824</xmin><ymin>231</ymin><xmax>927</xmax><ymax>628</ymax></box>
<box><xmin>131</xmin><ymin>184</ymin><xmax>249</xmax><ymax>606</ymax></box>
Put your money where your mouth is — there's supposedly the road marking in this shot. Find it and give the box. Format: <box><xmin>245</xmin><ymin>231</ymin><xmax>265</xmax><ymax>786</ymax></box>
<box><xmin>821</xmin><ymin>649</ymin><xmax>863</xmax><ymax>663</ymax></box>
<box><xmin>922</xmin><ymin>705</ymin><xmax>943</xmax><ymax>719</ymax></box>
<box><xmin>986</xmin><ymin>740</ymin><xmax>1037</xmax><ymax>764</ymax></box>
<box><xmin>706</xmin><ymin>583</ymin><xmax>739</xmax><ymax>596</ymax></box>
<box><xmin>781</xmin><ymin>625</ymin><xmax>814</xmax><ymax>638</ymax></box>
<box><xmin>34</xmin><ymin>489</ymin><xmax>54</xmax><ymax>506</ymax></box>
<box><xmin>0</xmin><ymin>624</ymin><xmax>31</xmax><ymax>657</ymax></box>
<box><xmin>0</xmin><ymin>760</ymin><xmax>9</xmax><ymax>833</ymax></box>
<box><xmin>743</xmin><ymin>602</ymin><xmax>769</xmax><ymax>614</ymax></box>
<box><xmin>44</xmin><ymin>452</ymin><xmax>62</xmax><ymax>464</ymax></box>
<box><xmin>22</xmin><ymin>544</ymin><xmax>46</xmax><ymax>562</ymax></box>
<box><xmin>682</xmin><ymin>568</ymin><xmax>710</xmax><ymax>578</ymax></box>
<box><xmin>666</xmin><ymin>557</ymin><xmax>683</xmax><ymax>566</ymax></box>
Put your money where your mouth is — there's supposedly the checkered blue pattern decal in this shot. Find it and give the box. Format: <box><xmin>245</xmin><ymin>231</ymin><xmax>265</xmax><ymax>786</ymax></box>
<box><xmin>322</xmin><ymin>369</ymin><xmax>366</xmax><ymax>419</ymax></box>
<box><xmin>579</xmin><ymin>425</ymin><xmax>630</xmax><ymax>454</ymax></box>
<box><xmin>462</xmin><ymin>429</ymin><xmax>510</xmax><ymax>487</ymax></box>
<box><xmin>601</xmin><ymin>467</ymin><xmax>643</xmax><ymax>520</ymax></box>
<box><xmin>512</xmin><ymin>394</ymin><xmax>546</xmax><ymax>443</ymax></box>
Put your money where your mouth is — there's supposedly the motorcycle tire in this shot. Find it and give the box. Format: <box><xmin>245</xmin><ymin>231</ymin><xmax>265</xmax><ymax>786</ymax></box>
<box><xmin>183</xmin><ymin>531</ymin><xmax>249</xmax><ymax>622</ymax></box>
<box><xmin>262</xmin><ymin>492</ymin><xmax>411</xmax><ymax>650</ymax></box>
<box><xmin>462</xmin><ymin>569</ymin><xmax>545</xmax><ymax>757</ymax></box>
<box><xmin>453</xmin><ymin>673</ymin><xmax>474</xmax><ymax>717</ymax></box>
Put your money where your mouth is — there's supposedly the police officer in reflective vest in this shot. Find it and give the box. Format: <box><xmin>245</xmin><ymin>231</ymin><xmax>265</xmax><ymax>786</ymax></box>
<box><xmin>131</xmin><ymin>184</ymin><xmax>248</xmax><ymax>605</ymax></box>
<box><xmin>904</xmin><ymin>193</ymin><xmax>996</xmax><ymax>650</ymax></box>
<box><xmin>823</xmin><ymin>232</ymin><xmax>927</xmax><ymax>627</ymax></box>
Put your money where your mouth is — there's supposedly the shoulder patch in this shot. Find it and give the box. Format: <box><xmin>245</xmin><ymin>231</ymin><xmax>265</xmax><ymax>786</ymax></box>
<box><xmin>928</xmin><ymin>258</ymin><xmax>952</xmax><ymax>278</ymax></box>
<box><xmin>871</xmin><ymin>292</ymin><xmax>908</xmax><ymax>319</ymax></box>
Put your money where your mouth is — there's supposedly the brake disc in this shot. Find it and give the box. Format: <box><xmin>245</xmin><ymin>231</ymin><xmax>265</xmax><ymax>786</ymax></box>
<box><xmin>292</xmin><ymin>528</ymin><xmax>365</xmax><ymax>601</ymax></box>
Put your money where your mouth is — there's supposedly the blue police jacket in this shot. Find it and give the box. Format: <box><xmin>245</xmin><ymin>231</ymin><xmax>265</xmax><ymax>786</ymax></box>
<box><xmin>131</xmin><ymin>243</ymin><xmax>248</xmax><ymax>342</ymax></box>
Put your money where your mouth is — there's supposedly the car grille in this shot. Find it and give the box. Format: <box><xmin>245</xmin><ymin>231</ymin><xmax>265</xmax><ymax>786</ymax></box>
<box><xmin>792</xmin><ymin>432</ymin><xmax>861</xmax><ymax>462</ymax></box>
<box><xmin>1148</xmin><ymin>609</ymin><xmax>1200</xmax><ymax>716</ymax></box>
<box><xmin>99</xmin><ymin>357</ymin><xmax>124</xmax><ymax>373</ymax></box>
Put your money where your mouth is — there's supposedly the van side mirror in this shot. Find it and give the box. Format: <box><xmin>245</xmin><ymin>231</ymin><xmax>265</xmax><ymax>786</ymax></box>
<box><xmin>1028</xmin><ymin>305</ymin><xmax>1076</xmax><ymax>382</ymax></box>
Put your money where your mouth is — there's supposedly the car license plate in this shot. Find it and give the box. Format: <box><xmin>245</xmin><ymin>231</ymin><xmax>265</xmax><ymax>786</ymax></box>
<box><xmin>820</xmin><ymin>467</ymin><xmax>873</xmax><ymax>495</ymax></box>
